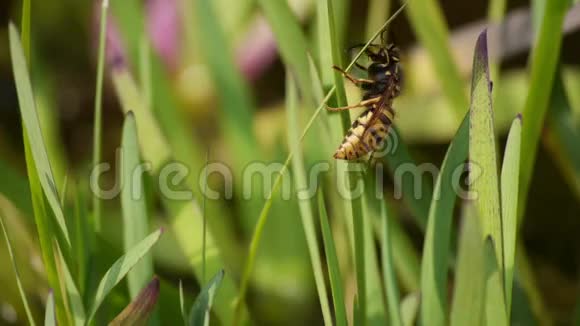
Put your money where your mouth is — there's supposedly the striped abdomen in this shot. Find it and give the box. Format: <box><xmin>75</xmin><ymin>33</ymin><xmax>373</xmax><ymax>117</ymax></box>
<box><xmin>333</xmin><ymin>107</ymin><xmax>394</xmax><ymax>160</ymax></box>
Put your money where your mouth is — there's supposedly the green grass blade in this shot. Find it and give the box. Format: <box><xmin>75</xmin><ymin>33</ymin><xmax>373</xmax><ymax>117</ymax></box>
<box><xmin>109</xmin><ymin>278</ymin><xmax>160</xmax><ymax>325</ymax></box>
<box><xmin>483</xmin><ymin>237</ymin><xmax>508</xmax><ymax>326</ymax></box>
<box><xmin>286</xmin><ymin>74</ymin><xmax>332</xmax><ymax>326</ymax></box>
<box><xmin>92</xmin><ymin>0</ymin><xmax>109</xmax><ymax>232</ymax></box>
<box><xmin>22</xmin><ymin>132</ymin><xmax>66</xmax><ymax>324</ymax></box>
<box><xmin>121</xmin><ymin>112</ymin><xmax>154</xmax><ymax>299</ymax></box>
<box><xmin>45</xmin><ymin>292</ymin><xmax>56</xmax><ymax>326</ymax></box>
<box><xmin>318</xmin><ymin>191</ymin><xmax>348</xmax><ymax>326</ymax></box>
<box><xmin>87</xmin><ymin>229</ymin><xmax>163</xmax><ymax>321</ymax></box>
<box><xmin>405</xmin><ymin>0</ymin><xmax>468</xmax><ymax>120</ymax></box>
<box><xmin>518</xmin><ymin>0</ymin><xmax>569</xmax><ymax>220</ymax></box>
<box><xmin>20</xmin><ymin>0</ymin><xmax>30</xmax><ymax>65</ymax></box>
<box><xmin>55</xmin><ymin>244</ymin><xmax>86</xmax><ymax>326</ymax></box>
<box><xmin>420</xmin><ymin>115</ymin><xmax>469</xmax><ymax>326</ymax></box>
<box><xmin>323</xmin><ymin>0</ymin><xmax>368</xmax><ymax>322</ymax></box>
<box><xmin>9</xmin><ymin>23</ymin><xmax>71</xmax><ymax>248</ymax></box>
<box><xmin>468</xmin><ymin>30</ymin><xmax>503</xmax><ymax>270</ymax></box>
<box><xmin>188</xmin><ymin>270</ymin><xmax>224</xmax><ymax>326</ymax></box>
<box><xmin>233</xmin><ymin>8</ymin><xmax>406</xmax><ymax>323</ymax></box>
<box><xmin>380</xmin><ymin>200</ymin><xmax>402</xmax><ymax>326</ymax></box>
<box><xmin>500</xmin><ymin>115</ymin><xmax>522</xmax><ymax>313</ymax></box>
<box><xmin>450</xmin><ymin>205</ymin><xmax>485</xmax><ymax>326</ymax></box>
<box><xmin>0</xmin><ymin>215</ymin><xmax>36</xmax><ymax>326</ymax></box>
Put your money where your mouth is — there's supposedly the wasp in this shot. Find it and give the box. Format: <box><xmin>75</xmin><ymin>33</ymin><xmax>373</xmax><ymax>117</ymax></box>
<box><xmin>327</xmin><ymin>38</ymin><xmax>402</xmax><ymax>160</ymax></box>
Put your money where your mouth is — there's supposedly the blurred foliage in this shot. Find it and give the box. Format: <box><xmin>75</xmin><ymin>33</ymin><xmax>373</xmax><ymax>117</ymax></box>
<box><xmin>0</xmin><ymin>0</ymin><xmax>579</xmax><ymax>325</ymax></box>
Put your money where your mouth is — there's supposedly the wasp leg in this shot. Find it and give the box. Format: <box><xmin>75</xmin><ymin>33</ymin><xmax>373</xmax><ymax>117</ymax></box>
<box><xmin>326</xmin><ymin>97</ymin><xmax>381</xmax><ymax>112</ymax></box>
<box><xmin>355</xmin><ymin>62</ymin><xmax>368</xmax><ymax>71</ymax></box>
<box><xmin>332</xmin><ymin>65</ymin><xmax>374</xmax><ymax>86</ymax></box>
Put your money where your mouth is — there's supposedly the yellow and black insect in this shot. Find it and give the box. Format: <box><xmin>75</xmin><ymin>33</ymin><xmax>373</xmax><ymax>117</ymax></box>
<box><xmin>328</xmin><ymin>42</ymin><xmax>402</xmax><ymax>160</ymax></box>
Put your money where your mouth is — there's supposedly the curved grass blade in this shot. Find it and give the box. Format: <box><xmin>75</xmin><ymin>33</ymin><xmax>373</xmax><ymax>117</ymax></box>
<box><xmin>519</xmin><ymin>0</ymin><xmax>569</xmax><ymax>221</ymax></box>
<box><xmin>121</xmin><ymin>112</ymin><xmax>154</xmax><ymax>299</ymax></box>
<box><xmin>380</xmin><ymin>200</ymin><xmax>402</xmax><ymax>326</ymax></box>
<box><xmin>420</xmin><ymin>115</ymin><xmax>469</xmax><ymax>326</ymax></box>
<box><xmin>109</xmin><ymin>277</ymin><xmax>160</xmax><ymax>326</ymax></box>
<box><xmin>500</xmin><ymin>115</ymin><xmax>522</xmax><ymax>313</ymax></box>
<box><xmin>8</xmin><ymin>23</ymin><xmax>70</xmax><ymax>247</ymax></box>
<box><xmin>0</xmin><ymin>215</ymin><xmax>36</xmax><ymax>326</ymax></box>
<box><xmin>405</xmin><ymin>0</ymin><xmax>468</xmax><ymax>119</ymax></box>
<box><xmin>233</xmin><ymin>6</ymin><xmax>407</xmax><ymax>323</ymax></box>
<box><xmin>45</xmin><ymin>292</ymin><xmax>56</xmax><ymax>326</ymax></box>
<box><xmin>468</xmin><ymin>29</ymin><xmax>503</xmax><ymax>268</ymax></box>
<box><xmin>484</xmin><ymin>237</ymin><xmax>508</xmax><ymax>326</ymax></box>
<box><xmin>287</xmin><ymin>75</ymin><xmax>332</xmax><ymax>326</ymax></box>
<box><xmin>88</xmin><ymin>229</ymin><xmax>163</xmax><ymax>322</ymax></box>
<box><xmin>11</xmin><ymin>23</ymin><xmax>69</xmax><ymax>324</ymax></box>
<box><xmin>318</xmin><ymin>191</ymin><xmax>348</xmax><ymax>326</ymax></box>
<box><xmin>188</xmin><ymin>270</ymin><xmax>225</xmax><ymax>326</ymax></box>
<box><xmin>450</xmin><ymin>204</ymin><xmax>485</xmax><ymax>326</ymax></box>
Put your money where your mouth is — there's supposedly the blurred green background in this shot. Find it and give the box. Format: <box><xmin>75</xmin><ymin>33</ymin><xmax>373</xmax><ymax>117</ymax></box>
<box><xmin>0</xmin><ymin>0</ymin><xmax>579</xmax><ymax>325</ymax></box>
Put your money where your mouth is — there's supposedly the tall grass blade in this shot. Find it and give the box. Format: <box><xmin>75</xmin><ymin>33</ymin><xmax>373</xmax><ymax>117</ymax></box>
<box><xmin>380</xmin><ymin>200</ymin><xmax>402</xmax><ymax>326</ymax></box>
<box><xmin>9</xmin><ymin>23</ymin><xmax>71</xmax><ymax>248</ymax></box>
<box><xmin>12</xmin><ymin>22</ymin><xmax>69</xmax><ymax>324</ymax></box>
<box><xmin>519</xmin><ymin>0</ymin><xmax>569</xmax><ymax>220</ymax></box>
<box><xmin>20</xmin><ymin>0</ymin><xmax>30</xmax><ymax>65</ymax></box>
<box><xmin>500</xmin><ymin>115</ymin><xmax>522</xmax><ymax>313</ymax></box>
<box><xmin>483</xmin><ymin>237</ymin><xmax>508</xmax><ymax>326</ymax></box>
<box><xmin>88</xmin><ymin>229</ymin><xmax>163</xmax><ymax>322</ymax></box>
<box><xmin>45</xmin><ymin>292</ymin><xmax>56</xmax><ymax>326</ymax></box>
<box><xmin>324</xmin><ymin>0</ymin><xmax>369</xmax><ymax>322</ymax></box>
<box><xmin>120</xmin><ymin>112</ymin><xmax>154</xmax><ymax>299</ymax></box>
<box><xmin>405</xmin><ymin>0</ymin><xmax>468</xmax><ymax>119</ymax></box>
<box><xmin>468</xmin><ymin>30</ymin><xmax>503</xmax><ymax>268</ymax></box>
<box><xmin>287</xmin><ymin>74</ymin><xmax>332</xmax><ymax>326</ymax></box>
<box><xmin>233</xmin><ymin>7</ymin><xmax>407</xmax><ymax>323</ymax></box>
<box><xmin>92</xmin><ymin>0</ymin><xmax>109</xmax><ymax>232</ymax></box>
<box><xmin>318</xmin><ymin>191</ymin><xmax>348</xmax><ymax>326</ymax></box>
<box><xmin>420</xmin><ymin>115</ymin><xmax>469</xmax><ymax>326</ymax></box>
<box><xmin>450</xmin><ymin>205</ymin><xmax>485</xmax><ymax>326</ymax></box>
<box><xmin>188</xmin><ymin>270</ymin><xmax>224</xmax><ymax>326</ymax></box>
<box><xmin>0</xmin><ymin>215</ymin><xmax>36</xmax><ymax>326</ymax></box>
